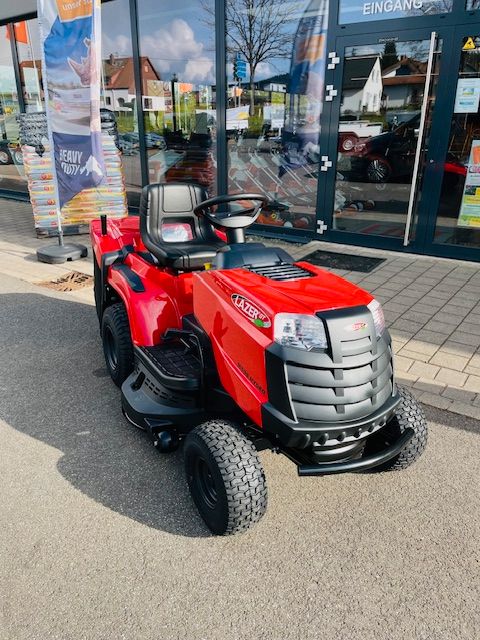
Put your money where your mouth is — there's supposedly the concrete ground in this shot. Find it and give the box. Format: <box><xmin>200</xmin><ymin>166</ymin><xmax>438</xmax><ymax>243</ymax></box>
<box><xmin>1</xmin><ymin>271</ymin><xmax>480</xmax><ymax>640</ymax></box>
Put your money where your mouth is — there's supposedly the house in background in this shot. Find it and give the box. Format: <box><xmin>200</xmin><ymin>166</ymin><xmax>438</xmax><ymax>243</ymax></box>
<box><xmin>341</xmin><ymin>56</ymin><xmax>383</xmax><ymax>114</ymax></box>
<box><xmin>102</xmin><ymin>54</ymin><xmax>160</xmax><ymax>112</ymax></box>
<box><xmin>381</xmin><ymin>56</ymin><xmax>427</xmax><ymax>111</ymax></box>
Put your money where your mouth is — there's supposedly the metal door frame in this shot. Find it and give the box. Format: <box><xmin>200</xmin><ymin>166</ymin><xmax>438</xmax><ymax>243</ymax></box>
<box><xmin>320</xmin><ymin>25</ymin><xmax>457</xmax><ymax>253</ymax></box>
<box><xmin>418</xmin><ymin>25</ymin><xmax>480</xmax><ymax>262</ymax></box>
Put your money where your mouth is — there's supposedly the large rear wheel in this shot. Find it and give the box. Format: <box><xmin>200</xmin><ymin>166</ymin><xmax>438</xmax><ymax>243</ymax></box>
<box><xmin>184</xmin><ymin>420</ymin><xmax>267</xmax><ymax>535</ymax></box>
<box><xmin>101</xmin><ymin>303</ymin><xmax>134</xmax><ymax>386</ymax></box>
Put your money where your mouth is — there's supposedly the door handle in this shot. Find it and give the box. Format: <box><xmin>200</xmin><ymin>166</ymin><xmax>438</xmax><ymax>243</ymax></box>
<box><xmin>403</xmin><ymin>31</ymin><xmax>437</xmax><ymax>247</ymax></box>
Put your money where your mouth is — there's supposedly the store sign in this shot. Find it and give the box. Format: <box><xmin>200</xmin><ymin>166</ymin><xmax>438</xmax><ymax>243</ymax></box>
<box><xmin>458</xmin><ymin>141</ymin><xmax>480</xmax><ymax>229</ymax></box>
<box><xmin>339</xmin><ymin>0</ymin><xmax>452</xmax><ymax>24</ymax></box>
<box><xmin>37</xmin><ymin>0</ymin><xmax>104</xmax><ymax>207</ymax></box>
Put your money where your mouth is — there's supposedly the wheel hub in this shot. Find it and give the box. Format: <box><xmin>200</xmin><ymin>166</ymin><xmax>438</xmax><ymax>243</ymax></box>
<box><xmin>195</xmin><ymin>456</ymin><xmax>217</xmax><ymax>509</ymax></box>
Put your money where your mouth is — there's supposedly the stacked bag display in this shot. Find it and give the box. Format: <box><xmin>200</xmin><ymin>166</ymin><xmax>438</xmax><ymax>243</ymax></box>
<box><xmin>17</xmin><ymin>111</ymin><xmax>128</xmax><ymax>237</ymax></box>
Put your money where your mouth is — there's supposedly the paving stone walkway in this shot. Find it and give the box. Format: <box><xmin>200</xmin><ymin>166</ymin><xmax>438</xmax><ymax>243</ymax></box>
<box><xmin>0</xmin><ymin>198</ymin><xmax>479</xmax><ymax>419</ymax></box>
<box><xmin>291</xmin><ymin>241</ymin><xmax>480</xmax><ymax>420</ymax></box>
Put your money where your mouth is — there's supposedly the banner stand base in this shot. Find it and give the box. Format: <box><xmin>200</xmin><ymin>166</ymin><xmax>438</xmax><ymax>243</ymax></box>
<box><xmin>37</xmin><ymin>243</ymin><xmax>88</xmax><ymax>264</ymax></box>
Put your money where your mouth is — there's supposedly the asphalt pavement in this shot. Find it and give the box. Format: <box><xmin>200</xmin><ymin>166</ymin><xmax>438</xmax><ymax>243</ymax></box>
<box><xmin>1</xmin><ymin>272</ymin><xmax>479</xmax><ymax>640</ymax></box>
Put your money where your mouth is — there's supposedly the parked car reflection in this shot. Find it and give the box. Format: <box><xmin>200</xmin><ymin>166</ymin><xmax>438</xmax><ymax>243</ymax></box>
<box><xmin>0</xmin><ymin>140</ymin><xmax>23</xmax><ymax>165</ymax></box>
<box><xmin>349</xmin><ymin>113</ymin><xmax>422</xmax><ymax>183</ymax></box>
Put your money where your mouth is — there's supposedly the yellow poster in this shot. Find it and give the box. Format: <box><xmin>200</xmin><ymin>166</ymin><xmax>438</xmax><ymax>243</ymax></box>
<box><xmin>458</xmin><ymin>140</ymin><xmax>480</xmax><ymax>228</ymax></box>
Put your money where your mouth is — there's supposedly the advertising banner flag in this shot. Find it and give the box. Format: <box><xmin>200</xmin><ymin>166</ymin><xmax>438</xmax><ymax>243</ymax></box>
<box><xmin>37</xmin><ymin>0</ymin><xmax>104</xmax><ymax>208</ymax></box>
<box><xmin>281</xmin><ymin>0</ymin><xmax>329</xmax><ymax>170</ymax></box>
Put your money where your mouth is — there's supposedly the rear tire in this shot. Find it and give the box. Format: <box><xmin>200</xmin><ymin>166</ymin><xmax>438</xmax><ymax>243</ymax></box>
<box><xmin>101</xmin><ymin>303</ymin><xmax>134</xmax><ymax>386</ymax></box>
<box><xmin>184</xmin><ymin>420</ymin><xmax>268</xmax><ymax>535</ymax></box>
<box><xmin>367</xmin><ymin>386</ymin><xmax>428</xmax><ymax>471</ymax></box>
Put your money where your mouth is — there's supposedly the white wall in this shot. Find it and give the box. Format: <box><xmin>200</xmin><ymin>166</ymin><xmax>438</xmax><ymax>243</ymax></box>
<box><xmin>360</xmin><ymin>58</ymin><xmax>383</xmax><ymax>113</ymax></box>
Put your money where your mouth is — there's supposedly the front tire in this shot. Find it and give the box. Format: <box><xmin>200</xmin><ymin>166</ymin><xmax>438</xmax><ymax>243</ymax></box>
<box><xmin>101</xmin><ymin>303</ymin><xmax>134</xmax><ymax>386</ymax></box>
<box><xmin>367</xmin><ymin>387</ymin><xmax>428</xmax><ymax>471</ymax></box>
<box><xmin>184</xmin><ymin>420</ymin><xmax>268</xmax><ymax>535</ymax></box>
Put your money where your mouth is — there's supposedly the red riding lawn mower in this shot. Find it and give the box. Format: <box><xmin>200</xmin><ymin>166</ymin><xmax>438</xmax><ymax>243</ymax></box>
<box><xmin>91</xmin><ymin>183</ymin><xmax>427</xmax><ymax>535</ymax></box>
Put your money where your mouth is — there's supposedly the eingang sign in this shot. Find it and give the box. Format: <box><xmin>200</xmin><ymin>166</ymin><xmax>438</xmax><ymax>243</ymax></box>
<box><xmin>339</xmin><ymin>0</ymin><xmax>452</xmax><ymax>23</ymax></box>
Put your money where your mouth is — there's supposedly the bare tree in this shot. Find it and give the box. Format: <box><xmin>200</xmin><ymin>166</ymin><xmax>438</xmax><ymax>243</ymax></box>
<box><xmin>204</xmin><ymin>0</ymin><xmax>294</xmax><ymax>115</ymax></box>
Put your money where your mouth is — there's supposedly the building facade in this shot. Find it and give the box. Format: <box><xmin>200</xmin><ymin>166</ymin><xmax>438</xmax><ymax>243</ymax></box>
<box><xmin>0</xmin><ymin>0</ymin><xmax>480</xmax><ymax>260</ymax></box>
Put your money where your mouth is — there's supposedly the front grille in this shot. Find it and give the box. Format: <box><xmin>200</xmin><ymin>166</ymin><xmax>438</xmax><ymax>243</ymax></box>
<box><xmin>267</xmin><ymin>306</ymin><xmax>394</xmax><ymax>426</ymax></box>
<box><xmin>248</xmin><ymin>262</ymin><xmax>314</xmax><ymax>281</ymax></box>
<box><xmin>286</xmin><ymin>340</ymin><xmax>393</xmax><ymax>423</ymax></box>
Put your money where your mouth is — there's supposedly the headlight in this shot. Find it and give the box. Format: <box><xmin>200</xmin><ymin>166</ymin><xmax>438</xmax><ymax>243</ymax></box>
<box><xmin>367</xmin><ymin>299</ymin><xmax>385</xmax><ymax>338</ymax></box>
<box><xmin>274</xmin><ymin>313</ymin><xmax>327</xmax><ymax>350</ymax></box>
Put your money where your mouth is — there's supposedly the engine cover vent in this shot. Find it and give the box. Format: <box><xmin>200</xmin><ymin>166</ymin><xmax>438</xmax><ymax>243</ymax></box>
<box><xmin>248</xmin><ymin>263</ymin><xmax>314</xmax><ymax>281</ymax></box>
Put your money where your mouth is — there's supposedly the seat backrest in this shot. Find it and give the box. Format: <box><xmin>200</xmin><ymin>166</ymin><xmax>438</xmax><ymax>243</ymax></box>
<box><xmin>139</xmin><ymin>183</ymin><xmax>220</xmax><ymax>261</ymax></box>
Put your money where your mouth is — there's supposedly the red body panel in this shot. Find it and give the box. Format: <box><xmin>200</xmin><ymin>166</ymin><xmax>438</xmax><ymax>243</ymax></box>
<box><xmin>92</xmin><ymin>215</ymin><xmax>373</xmax><ymax>428</ymax></box>
<box><xmin>193</xmin><ymin>267</ymin><xmax>373</xmax><ymax>427</ymax></box>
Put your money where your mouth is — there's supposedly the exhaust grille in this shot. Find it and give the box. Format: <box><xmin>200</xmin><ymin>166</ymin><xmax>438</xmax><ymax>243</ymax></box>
<box><xmin>286</xmin><ymin>342</ymin><xmax>394</xmax><ymax>422</ymax></box>
<box><xmin>267</xmin><ymin>306</ymin><xmax>395</xmax><ymax>427</ymax></box>
<box><xmin>248</xmin><ymin>263</ymin><xmax>314</xmax><ymax>281</ymax></box>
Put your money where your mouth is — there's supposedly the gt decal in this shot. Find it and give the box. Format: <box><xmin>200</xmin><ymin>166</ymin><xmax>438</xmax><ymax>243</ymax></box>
<box><xmin>345</xmin><ymin>321</ymin><xmax>368</xmax><ymax>332</ymax></box>
<box><xmin>231</xmin><ymin>294</ymin><xmax>271</xmax><ymax>328</ymax></box>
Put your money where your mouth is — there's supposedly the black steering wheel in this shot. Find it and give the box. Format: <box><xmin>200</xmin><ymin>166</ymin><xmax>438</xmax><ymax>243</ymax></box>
<box><xmin>194</xmin><ymin>193</ymin><xmax>268</xmax><ymax>231</ymax></box>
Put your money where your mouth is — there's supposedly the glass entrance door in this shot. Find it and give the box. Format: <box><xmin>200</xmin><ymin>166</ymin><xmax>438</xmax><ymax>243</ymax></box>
<box><xmin>323</xmin><ymin>30</ymin><xmax>443</xmax><ymax>247</ymax></box>
<box><xmin>427</xmin><ymin>32</ymin><xmax>480</xmax><ymax>256</ymax></box>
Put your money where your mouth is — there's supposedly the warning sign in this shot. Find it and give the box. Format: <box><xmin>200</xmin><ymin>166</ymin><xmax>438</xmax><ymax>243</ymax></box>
<box><xmin>463</xmin><ymin>37</ymin><xmax>477</xmax><ymax>51</ymax></box>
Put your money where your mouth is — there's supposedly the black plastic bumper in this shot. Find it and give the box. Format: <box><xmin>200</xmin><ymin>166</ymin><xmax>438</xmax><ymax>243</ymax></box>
<box><xmin>262</xmin><ymin>393</ymin><xmax>401</xmax><ymax>450</ymax></box>
<box><xmin>296</xmin><ymin>427</ymin><xmax>414</xmax><ymax>476</ymax></box>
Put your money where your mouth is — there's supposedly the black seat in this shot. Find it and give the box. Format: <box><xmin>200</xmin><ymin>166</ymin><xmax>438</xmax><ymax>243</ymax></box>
<box><xmin>139</xmin><ymin>183</ymin><xmax>225</xmax><ymax>270</ymax></box>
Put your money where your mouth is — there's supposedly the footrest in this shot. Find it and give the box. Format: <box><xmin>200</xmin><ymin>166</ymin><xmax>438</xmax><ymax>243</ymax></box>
<box><xmin>136</xmin><ymin>344</ymin><xmax>201</xmax><ymax>391</ymax></box>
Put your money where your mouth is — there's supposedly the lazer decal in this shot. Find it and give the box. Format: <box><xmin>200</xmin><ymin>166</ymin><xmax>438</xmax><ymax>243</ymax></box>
<box><xmin>345</xmin><ymin>321</ymin><xmax>368</xmax><ymax>332</ymax></box>
<box><xmin>231</xmin><ymin>294</ymin><xmax>271</xmax><ymax>328</ymax></box>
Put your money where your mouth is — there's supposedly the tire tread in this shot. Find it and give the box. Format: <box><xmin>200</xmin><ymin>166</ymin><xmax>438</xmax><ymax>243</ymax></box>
<box><xmin>186</xmin><ymin>420</ymin><xmax>267</xmax><ymax>535</ymax></box>
<box><xmin>102</xmin><ymin>303</ymin><xmax>133</xmax><ymax>386</ymax></box>
<box><xmin>382</xmin><ymin>386</ymin><xmax>428</xmax><ymax>471</ymax></box>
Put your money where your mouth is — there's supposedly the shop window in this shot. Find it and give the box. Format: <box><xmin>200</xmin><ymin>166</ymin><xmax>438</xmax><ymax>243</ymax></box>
<box><xmin>0</xmin><ymin>25</ymin><xmax>24</xmax><ymax>193</ymax></box>
<box><xmin>225</xmin><ymin>0</ymin><xmax>328</xmax><ymax>233</ymax></box>
<box><xmin>137</xmin><ymin>0</ymin><xmax>217</xmax><ymax>195</ymax></box>
<box><xmin>433</xmin><ymin>36</ymin><xmax>480</xmax><ymax>249</ymax></box>
<box><xmin>101</xmin><ymin>0</ymin><xmax>142</xmax><ymax>206</ymax></box>
<box><xmin>331</xmin><ymin>39</ymin><xmax>441</xmax><ymax>240</ymax></box>
<box><xmin>14</xmin><ymin>19</ymin><xmax>43</xmax><ymax>113</ymax></box>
